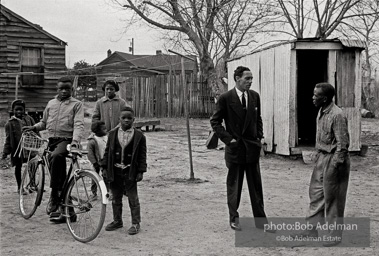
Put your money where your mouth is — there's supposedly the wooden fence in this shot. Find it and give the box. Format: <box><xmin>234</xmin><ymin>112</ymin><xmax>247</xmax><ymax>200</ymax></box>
<box><xmin>118</xmin><ymin>74</ymin><xmax>215</xmax><ymax>118</ymax></box>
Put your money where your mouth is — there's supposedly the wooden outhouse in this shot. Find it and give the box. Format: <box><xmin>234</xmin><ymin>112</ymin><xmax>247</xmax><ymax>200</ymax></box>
<box><xmin>0</xmin><ymin>4</ymin><xmax>67</xmax><ymax>125</ymax></box>
<box><xmin>227</xmin><ymin>39</ymin><xmax>364</xmax><ymax>155</ymax></box>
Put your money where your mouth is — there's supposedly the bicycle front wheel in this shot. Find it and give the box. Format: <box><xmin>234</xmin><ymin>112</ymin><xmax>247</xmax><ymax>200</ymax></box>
<box><xmin>65</xmin><ymin>170</ymin><xmax>106</xmax><ymax>243</ymax></box>
<box><xmin>19</xmin><ymin>161</ymin><xmax>45</xmax><ymax>219</ymax></box>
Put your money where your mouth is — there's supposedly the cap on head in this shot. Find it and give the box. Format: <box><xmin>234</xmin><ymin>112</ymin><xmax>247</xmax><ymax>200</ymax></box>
<box><xmin>11</xmin><ymin>99</ymin><xmax>25</xmax><ymax>110</ymax></box>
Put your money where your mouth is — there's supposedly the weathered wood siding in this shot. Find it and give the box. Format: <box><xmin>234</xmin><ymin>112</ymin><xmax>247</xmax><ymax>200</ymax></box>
<box><xmin>343</xmin><ymin>107</ymin><xmax>361</xmax><ymax>151</ymax></box>
<box><xmin>273</xmin><ymin>44</ymin><xmax>292</xmax><ymax>155</ymax></box>
<box><xmin>0</xmin><ymin>6</ymin><xmax>66</xmax><ymax>125</ymax></box>
<box><xmin>227</xmin><ymin>40</ymin><xmax>363</xmax><ymax>155</ymax></box>
<box><xmin>336</xmin><ymin>50</ymin><xmax>356</xmax><ymax>107</ymax></box>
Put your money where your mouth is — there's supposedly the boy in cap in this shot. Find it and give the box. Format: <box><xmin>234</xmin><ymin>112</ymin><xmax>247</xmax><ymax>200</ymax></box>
<box><xmin>2</xmin><ymin>99</ymin><xmax>36</xmax><ymax>193</ymax></box>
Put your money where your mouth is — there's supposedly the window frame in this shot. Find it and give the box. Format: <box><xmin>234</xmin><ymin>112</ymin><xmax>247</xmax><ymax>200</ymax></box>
<box><xmin>20</xmin><ymin>44</ymin><xmax>45</xmax><ymax>87</ymax></box>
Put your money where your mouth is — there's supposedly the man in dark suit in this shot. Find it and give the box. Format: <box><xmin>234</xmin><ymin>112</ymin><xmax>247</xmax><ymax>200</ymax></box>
<box><xmin>210</xmin><ymin>66</ymin><xmax>273</xmax><ymax>232</ymax></box>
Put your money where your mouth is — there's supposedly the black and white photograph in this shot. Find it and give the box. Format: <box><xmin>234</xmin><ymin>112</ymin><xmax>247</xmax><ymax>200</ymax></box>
<box><xmin>0</xmin><ymin>0</ymin><xmax>378</xmax><ymax>255</ymax></box>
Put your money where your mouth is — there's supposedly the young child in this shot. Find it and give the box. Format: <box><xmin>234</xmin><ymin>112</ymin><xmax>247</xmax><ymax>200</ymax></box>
<box><xmin>92</xmin><ymin>80</ymin><xmax>130</xmax><ymax>132</ymax></box>
<box><xmin>87</xmin><ymin>120</ymin><xmax>108</xmax><ymax>199</ymax></box>
<box><xmin>2</xmin><ymin>99</ymin><xmax>36</xmax><ymax>193</ymax></box>
<box><xmin>101</xmin><ymin>106</ymin><xmax>147</xmax><ymax>235</ymax></box>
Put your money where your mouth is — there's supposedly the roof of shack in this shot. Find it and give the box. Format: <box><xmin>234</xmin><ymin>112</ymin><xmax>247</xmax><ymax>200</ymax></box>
<box><xmin>227</xmin><ymin>38</ymin><xmax>365</xmax><ymax>63</ymax></box>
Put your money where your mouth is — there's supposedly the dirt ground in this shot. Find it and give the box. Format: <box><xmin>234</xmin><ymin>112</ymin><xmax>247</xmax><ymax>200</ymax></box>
<box><xmin>0</xmin><ymin>116</ymin><xmax>378</xmax><ymax>256</ymax></box>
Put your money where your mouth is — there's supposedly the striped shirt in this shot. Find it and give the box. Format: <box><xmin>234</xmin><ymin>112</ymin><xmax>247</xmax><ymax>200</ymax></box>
<box><xmin>315</xmin><ymin>102</ymin><xmax>349</xmax><ymax>154</ymax></box>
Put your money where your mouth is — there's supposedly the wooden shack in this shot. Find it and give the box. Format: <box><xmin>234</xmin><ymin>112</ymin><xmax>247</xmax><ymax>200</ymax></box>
<box><xmin>0</xmin><ymin>4</ymin><xmax>67</xmax><ymax>125</ymax></box>
<box><xmin>95</xmin><ymin>50</ymin><xmax>214</xmax><ymax>118</ymax></box>
<box><xmin>227</xmin><ymin>39</ymin><xmax>364</xmax><ymax>155</ymax></box>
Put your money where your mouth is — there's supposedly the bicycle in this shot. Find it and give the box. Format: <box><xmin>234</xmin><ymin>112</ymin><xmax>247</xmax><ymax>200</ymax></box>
<box><xmin>18</xmin><ymin>131</ymin><xmax>108</xmax><ymax>243</ymax></box>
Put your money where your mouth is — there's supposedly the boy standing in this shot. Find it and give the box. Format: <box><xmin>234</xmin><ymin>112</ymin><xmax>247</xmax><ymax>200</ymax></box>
<box><xmin>2</xmin><ymin>99</ymin><xmax>35</xmax><ymax>193</ymax></box>
<box><xmin>87</xmin><ymin>120</ymin><xmax>108</xmax><ymax>199</ymax></box>
<box><xmin>101</xmin><ymin>106</ymin><xmax>147</xmax><ymax>235</ymax></box>
<box><xmin>92</xmin><ymin>80</ymin><xmax>130</xmax><ymax>132</ymax></box>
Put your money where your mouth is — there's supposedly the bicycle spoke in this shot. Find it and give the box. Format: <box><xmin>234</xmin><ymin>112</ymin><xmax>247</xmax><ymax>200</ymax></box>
<box><xmin>65</xmin><ymin>171</ymin><xmax>106</xmax><ymax>242</ymax></box>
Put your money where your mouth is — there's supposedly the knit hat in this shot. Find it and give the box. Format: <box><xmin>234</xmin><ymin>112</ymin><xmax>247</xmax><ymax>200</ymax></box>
<box><xmin>11</xmin><ymin>99</ymin><xmax>25</xmax><ymax>110</ymax></box>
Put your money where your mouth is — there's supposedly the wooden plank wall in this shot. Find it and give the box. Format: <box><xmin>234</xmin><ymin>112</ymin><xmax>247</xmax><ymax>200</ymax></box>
<box><xmin>343</xmin><ymin>107</ymin><xmax>361</xmax><ymax>151</ymax></box>
<box><xmin>336</xmin><ymin>50</ymin><xmax>356</xmax><ymax>107</ymax></box>
<box><xmin>273</xmin><ymin>44</ymin><xmax>291</xmax><ymax>155</ymax></box>
<box><xmin>260</xmin><ymin>48</ymin><xmax>275</xmax><ymax>152</ymax></box>
<box><xmin>122</xmin><ymin>73</ymin><xmax>214</xmax><ymax>118</ymax></box>
<box><xmin>0</xmin><ymin>8</ymin><xmax>66</xmax><ymax>125</ymax></box>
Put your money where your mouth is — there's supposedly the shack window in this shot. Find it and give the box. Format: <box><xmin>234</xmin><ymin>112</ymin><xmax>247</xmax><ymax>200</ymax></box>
<box><xmin>21</xmin><ymin>48</ymin><xmax>44</xmax><ymax>86</ymax></box>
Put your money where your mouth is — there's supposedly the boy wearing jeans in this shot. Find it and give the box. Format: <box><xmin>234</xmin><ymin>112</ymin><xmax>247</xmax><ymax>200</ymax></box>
<box><xmin>101</xmin><ymin>106</ymin><xmax>147</xmax><ymax>235</ymax></box>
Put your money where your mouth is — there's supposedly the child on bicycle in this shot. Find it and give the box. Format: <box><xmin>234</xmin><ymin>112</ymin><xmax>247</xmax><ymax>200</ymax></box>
<box><xmin>2</xmin><ymin>99</ymin><xmax>36</xmax><ymax>193</ymax></box>
<box><xmin>101</xmin><ymin>106</ymin><xmax>147</xmax><ymax>235</ymax></box>
<box><xmin>87</xmin><ymin>120</ymin><xmax>108</xmax><ymax>200</ymax></box>
<box><xmin>92</xmin><ymin>80</ymin><xmax>130</xmax><ymax>132</ymax></box>
<box><xmin>23</xmin><ymin>76</ymin><xmax>84</xmax><ymax>219</ymax></box>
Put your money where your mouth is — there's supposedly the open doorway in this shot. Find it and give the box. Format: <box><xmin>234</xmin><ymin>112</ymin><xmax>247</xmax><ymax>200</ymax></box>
<box><xmin>297</xmin><ymin>50</ymin><xmax>328</xmax><ymax>146</ymax></box>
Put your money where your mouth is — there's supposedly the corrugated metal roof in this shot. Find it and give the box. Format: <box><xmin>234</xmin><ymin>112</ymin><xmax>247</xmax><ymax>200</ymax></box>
<box><xmin>228</xmin><ymin>38</ymin><xmax>366</xmax><ymax>63</ymax></box>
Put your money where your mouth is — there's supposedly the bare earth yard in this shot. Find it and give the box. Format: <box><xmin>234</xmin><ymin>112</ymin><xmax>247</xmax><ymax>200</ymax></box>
<box><xmin>0</xmin><ymin>117</ymin><xmax>378</xmax><ymax>255</ymax></box>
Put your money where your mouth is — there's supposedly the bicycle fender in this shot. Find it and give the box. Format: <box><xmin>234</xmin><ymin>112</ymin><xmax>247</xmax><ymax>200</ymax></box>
<box><xmin>98</xmin><ymin>179</ymin><xmax>109</xmax><ymax>204</ymax></box>
<box><xmin>78</xmin><ymin>169</ymin><xmax>109</xmax><ymax>205</ymax></box>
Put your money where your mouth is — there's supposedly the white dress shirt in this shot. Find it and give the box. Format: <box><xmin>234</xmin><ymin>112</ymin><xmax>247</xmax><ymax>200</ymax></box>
<box><xmin>235</xmin><ymin>87</ymin><xmax>248</xmax><ymax>109</ymax></box>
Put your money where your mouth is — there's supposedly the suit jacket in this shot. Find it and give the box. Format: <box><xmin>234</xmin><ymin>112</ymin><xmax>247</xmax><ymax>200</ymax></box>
<box><xmin>101</xmin><ymin>127</ymin><xmax>147</xmax><ymax>182</ymax></box>
<box><xmin>210</xmin><ymin>88</ymin><xmax>263</xmax><ymax>163</ymax></box>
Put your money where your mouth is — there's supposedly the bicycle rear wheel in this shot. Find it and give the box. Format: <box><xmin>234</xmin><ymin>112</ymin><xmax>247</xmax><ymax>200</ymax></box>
<box><xmin>65</xmin><ymin>170</ymin><xmax>106</xmax><ymax>243</ymax></box>
<box><xmin>19</xmin><ymin>161</ymin><xmax>45</xmax><ymax>219</ymax></box>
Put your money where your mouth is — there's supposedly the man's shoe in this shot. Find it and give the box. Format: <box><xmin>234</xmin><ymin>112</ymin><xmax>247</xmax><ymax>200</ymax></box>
<box><xmin>128</xmin><ymin>224</ymin><xmax>140</xmax><ymax>235</ymax></box>
<box><xmin>46</xmin><ymin>198</ymin><xmax>58</xmax><ymax>215</ymax></box>
<box><xmin>105</xmin><ymin>221</ymin><xmax>123</xmax><ymax>231</ymax></box>
<box><xmin>290</xmin><ymin>229</ymin><xmax>318</xmax><ymax>239</ymax></box>
<box><xmin>230</xmin><ymin>222</ymin><xmax>242</xmax><ymax>231</ymax></box>
<box><xmin>50</xmin><ymin>214</ymin><xmax>66</xmax><ymax>224</ymax></box>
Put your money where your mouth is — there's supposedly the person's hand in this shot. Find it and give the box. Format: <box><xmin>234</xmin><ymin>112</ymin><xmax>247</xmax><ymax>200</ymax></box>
<box><xmin>1</xmin><ymin>153</ymin><xmax>7</xmax><ymax>159</ymax></box>
<box><xmin>136</xmin><ymin>173</ymin><xmax>143</xmax><ymax>182</ymax></box>
<box><xmin>22</xmin><ymin>126</ymin><xmax>36</xmax><ymax>132</ymax></box>
<box><xmin>70</xmin><ymin>140</ymin><xmax>79</xmax><ymax>149</ymax></box>
<box><xmin>229</xmin><ymin>139</ymin><xmax>237</xmax><ymax>144</ymax></box>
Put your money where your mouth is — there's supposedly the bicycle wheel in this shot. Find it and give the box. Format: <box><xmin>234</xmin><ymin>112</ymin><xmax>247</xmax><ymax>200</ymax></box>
<box><xmin>19</xmin><ymin>161</ymin><xmax>45</xmax><ymax>219</ymax></box>
<box><xmin>65</xmin><ymin>170</ymin><xmax>106</xmax><ymax>243</ymax></box>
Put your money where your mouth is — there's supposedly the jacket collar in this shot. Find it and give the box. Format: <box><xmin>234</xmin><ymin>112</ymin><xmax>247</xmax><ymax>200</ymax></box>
<box><xmin>55</xmin><ymin>95</ymin><xmax>72</xmax><ymax>102</ymax></box>
<box><xmin>102</xmin><ymin>95</ymin><xmax>120</xmax><ymax>102</ymax></box>
<box><xmin>322</xmin><ymin>101</ymin><xmax>334</xmax><ymax>114</ymax></box>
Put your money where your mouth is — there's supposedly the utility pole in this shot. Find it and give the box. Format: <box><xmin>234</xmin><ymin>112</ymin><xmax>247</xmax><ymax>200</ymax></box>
<box><xmin>129</xmin><ymin>38</ymin><xmax>134</xmax><ymax>55</ymax></box>
<box><xmin>168</xmin><ymin>49</ymin><xmax>196</xmax><ymax>180</ymax></box>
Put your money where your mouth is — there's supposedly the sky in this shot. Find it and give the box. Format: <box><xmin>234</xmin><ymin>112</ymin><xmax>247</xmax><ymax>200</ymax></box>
<box><xmin>2</xmin><ymin>0</ymin><xmax>164</xmax><ymax>67</ymax></box>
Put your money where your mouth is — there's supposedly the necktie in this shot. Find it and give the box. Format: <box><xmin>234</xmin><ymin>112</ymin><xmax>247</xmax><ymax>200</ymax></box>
<box><xmin>242</xmin><ymin>92</ymin><xmax>246</xmax><ymax>110</ymax></box>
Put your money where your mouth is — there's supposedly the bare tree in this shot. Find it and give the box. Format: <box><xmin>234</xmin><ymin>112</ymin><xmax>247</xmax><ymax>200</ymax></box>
<box><xmin>112</xmin><ymin>0</ymin><xmax>235</xmax><ymax>95</ymax></box>
<box><xmin>274</xmin><ymin>0</ymin><xmax>374</xmax><ymax>39</ymax></box>
<box><xmin>111</xmin><ymin>0</ymin><xmax>273</xmax><ymax>94</ymax></box>
<box><xmin>337</xmin><ymin>0</ymin><xmax>379</xmax><ymax>112</ymax></box>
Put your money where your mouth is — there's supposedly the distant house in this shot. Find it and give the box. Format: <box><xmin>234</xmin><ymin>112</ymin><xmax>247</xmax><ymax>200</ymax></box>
<box><xmin>0</xmin><ymin>4</ymin><xmax>67</xmax><ymax>125</ymax></box>
<box><xmin>95</xmin><ymin>50</ymin><xmax>214</xmax><ymax>118</ymax></box>
<box><xmin>227</xmin><ymin>38</ymin><xmax>364</xmax><ymax>155</ymax></box>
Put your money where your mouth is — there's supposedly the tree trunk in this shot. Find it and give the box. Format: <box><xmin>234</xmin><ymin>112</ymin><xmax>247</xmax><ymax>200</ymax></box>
<box><xmin>199</xmin><ymin>54</ymin><xmax>224</xmax><ymax>98</ymax></box>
